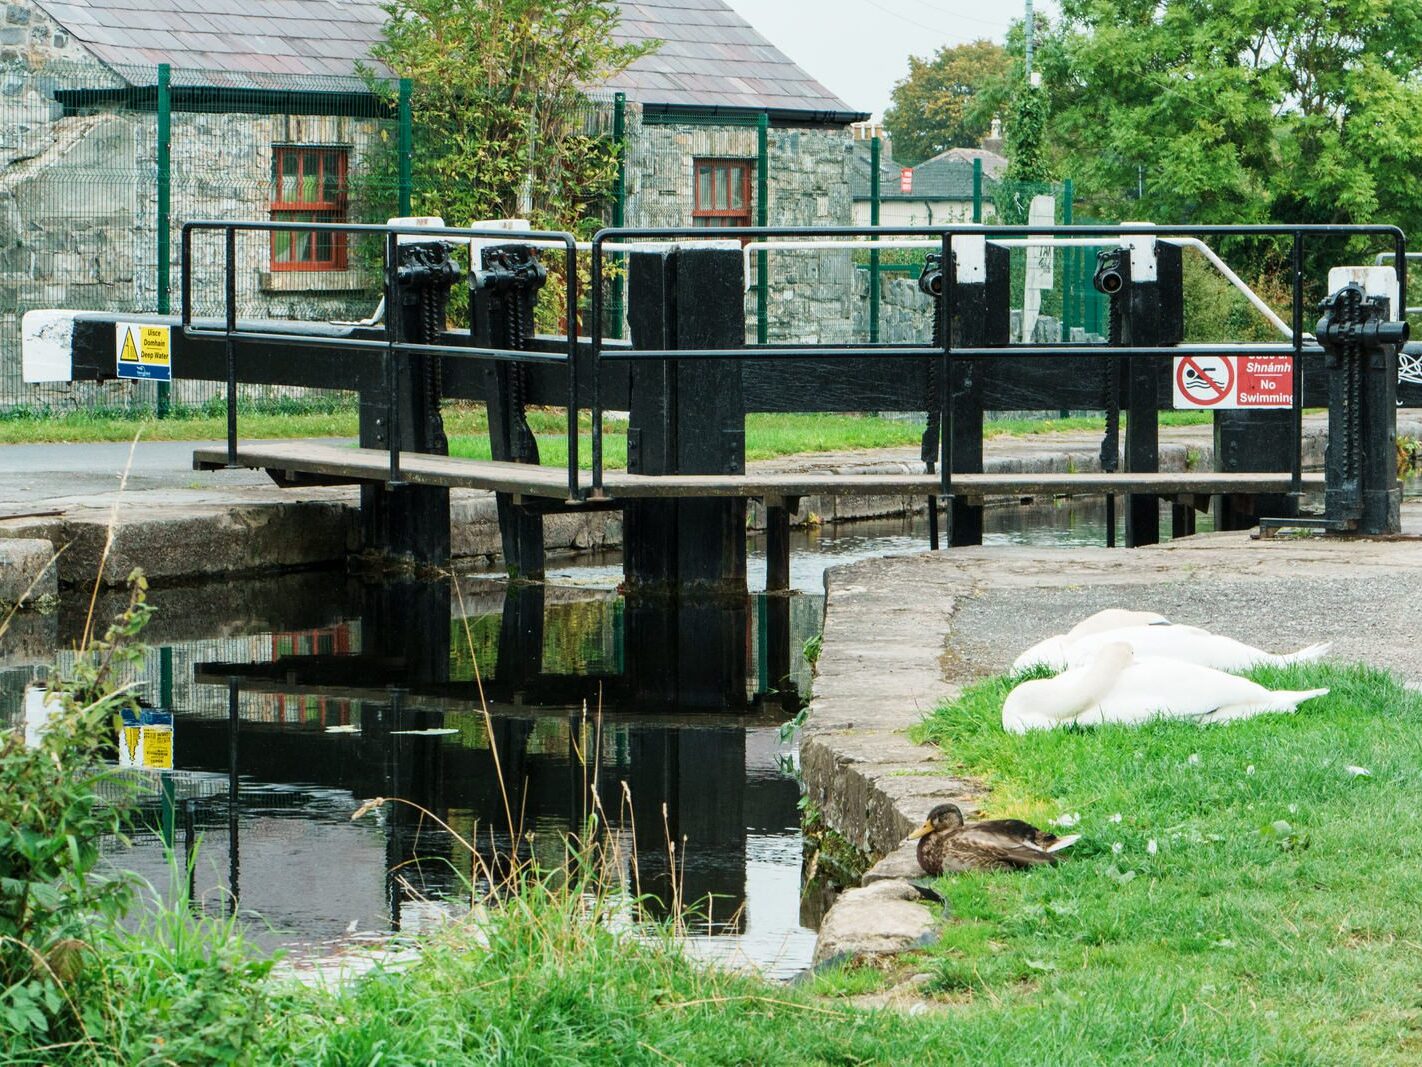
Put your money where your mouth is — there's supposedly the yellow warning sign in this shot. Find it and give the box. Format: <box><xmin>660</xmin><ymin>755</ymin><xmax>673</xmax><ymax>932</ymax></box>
<box><xmin>115</xmin><ymin>322</ymin><xmax>171</xmax><ymax>382</ymax></box>
<box><xmin>123</xmin><ymin>726</ymin><xmax>140</xmax><ymax>762</ymax></box>
<box><xmin>141</xmin><ymin>727</ymin><xmax>173</xmax><ymax>770</ymax></box>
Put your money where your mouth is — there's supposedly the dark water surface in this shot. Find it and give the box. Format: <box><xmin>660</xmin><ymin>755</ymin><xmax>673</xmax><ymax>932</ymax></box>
<box><xmin>0</xmin><ymin>494</ymin><xmax>1223</xmax><ymax>979</ymax></box>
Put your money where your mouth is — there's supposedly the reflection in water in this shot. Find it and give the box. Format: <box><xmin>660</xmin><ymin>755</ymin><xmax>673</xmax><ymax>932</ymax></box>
<box><xmin>2</xmin><ymin>577</ymin><xmax>821</xmax><ymax>980</ymax></box>
<box><xmin>0</xmin><ymin>491</ymin><xmax>1240</xmax><ymax>980</ymax></box>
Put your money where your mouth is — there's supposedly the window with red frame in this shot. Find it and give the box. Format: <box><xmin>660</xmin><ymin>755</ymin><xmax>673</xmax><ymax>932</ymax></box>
<box><xmin>270</xmin><ymin>146</ymin><xmax>349</xmax><ymax>270</ymax></box>
<box><xmin>692</xmin><ymin>159</ymin><xmax>752</xmax><ymax>227</ymax></box>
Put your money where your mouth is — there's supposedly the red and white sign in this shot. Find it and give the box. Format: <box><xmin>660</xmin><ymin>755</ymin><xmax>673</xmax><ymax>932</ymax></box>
<box><xmin>899</xmin><ymin>167</ymin><xmax>913</xmax><ymax>193</ymax></box>
<box><xmin>1172</xmin><ymin>355</ymin><xmax>1293</xmax><ymax>409</ymax></box>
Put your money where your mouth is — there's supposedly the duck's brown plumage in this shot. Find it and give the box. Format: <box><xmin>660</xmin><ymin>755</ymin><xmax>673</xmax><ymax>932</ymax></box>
<box><xmin>909</xmin><ymin>803</ymin><xmax>1076</xmax><ymax>875</ymax></box>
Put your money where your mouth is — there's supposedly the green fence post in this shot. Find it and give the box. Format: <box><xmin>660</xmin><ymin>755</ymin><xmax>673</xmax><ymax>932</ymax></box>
<box><xmin>756</xmin><ymin>111</ymin><xmax>768</xmax><ymax>345</ymax></box>
<box><xmin>159</xmin><ymin>772</ymin><xmax>176</xmax><ymax>850</ymax></box>
<box><xmin>972</xmin><ymin>157</ymin><xmax>983</xmax><ymax>224</ymax></box>
<box><xmin>1062</xmin><ymin>177</ymin><xmax>1074</xmax><ymax>334</ymax></box>
<box><xmin>1059</xmin><ymin>178</ymin><xmax>1074</xmax><ymax>417</ymax></box>
<box><xmin>156</xmin><ymin>63</ymin><xmax>171</xmax><ymax>418</ymax></box>
<box><xmin>610</xmin><ymin>92</ymin><xmax>626</xmax><ymax>338</ymax></box>
<box><xmin>869</xmin><ymin>136</ymin><xmax>880</xmax><ymax>344</ymax></box>
<box><xmin>398</xmin><ymin>78</ymin><xmax>413</xmax><ymax>216</ymax></box>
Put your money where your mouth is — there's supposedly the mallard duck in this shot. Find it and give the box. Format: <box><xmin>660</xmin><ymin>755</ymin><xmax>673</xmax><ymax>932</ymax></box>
<box><xmin>907</xmin><ymin>802</ymin><xmax>1079</xmax><ymax>875</ymax></box>
<box><xmin>1002</xmin><ymin>642</ymin><xmax>1330</xmax><ymax>734</ymax></box>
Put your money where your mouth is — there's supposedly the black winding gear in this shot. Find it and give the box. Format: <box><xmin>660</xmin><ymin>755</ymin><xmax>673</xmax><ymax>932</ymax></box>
<box><xmin>918</xmin><ymin>252</ymin><xmax>946</xmax><ymax>471</ymax></box>
<box><xmin>396</xmin><ymin>242</ymin><xmax>462</xmax><ymax>454</ymax></box>
<box><xmin>478</xmin><ymin>247</ymin><xmax>549</xmax><ymax>464</ymax></box>
<box><xmin>1094</xmin><ymin>248</ymin><xmax>1124</xmax><ymax>474</ymax></box>
<box><xmin>1315</xmin><ymin>282</ymin><xmax>1409</xmax><ymax>486</ymax></box>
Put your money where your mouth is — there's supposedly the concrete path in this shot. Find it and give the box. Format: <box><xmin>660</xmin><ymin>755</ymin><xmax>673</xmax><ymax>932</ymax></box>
<box><xmin>0</xmin><ymin>439</ymin><xmax>341</xmax><ymax>513</ymax></box>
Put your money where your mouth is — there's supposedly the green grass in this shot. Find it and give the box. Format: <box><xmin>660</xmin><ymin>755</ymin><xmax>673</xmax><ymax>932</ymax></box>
<box><xmin>445</xmin><ymin>411</ymin><xmax>1215</xmax><ymax>470</ymax></box>
<box><xmin>35</xmin><ymin>659</ymin><xmax>1422</xmax><ymax>1063</ymax></box>
<box><xmin>0</xmin><ymin>402</ymin><xmax>1212</xmax><ymax>461</ymax></box>
<box><xmin>901</xmin><ymin>661</ymin><xmax>1422</xmax><ymax>1063</ymax></box>
<box><xmin>447</xmin><ymin>413</ymin><xmax>935</xmax><ymax>469</ymax></box>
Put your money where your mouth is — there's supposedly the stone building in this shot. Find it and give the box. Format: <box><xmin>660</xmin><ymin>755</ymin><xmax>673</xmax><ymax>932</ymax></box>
<box><xmin>0</xmin><ymin>0</ymin><xmax>866</xmax><ymax>407</ymax></box>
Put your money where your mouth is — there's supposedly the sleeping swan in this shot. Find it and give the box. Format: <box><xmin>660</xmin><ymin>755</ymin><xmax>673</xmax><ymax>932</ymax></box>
<box><xmin>1016</xmin><ymin>623</ymin><xmax>1331</xmax><ymax>673</ymax></box>
<box><xmin>1002</xmin><ymin>642</ymin><xmax>1329</xmax><ymax>733</ymax></box>
<box><xmin>1013</xmin><ymin>608</ymin><xmax>1170</xmax><ymax>671</ymax></box>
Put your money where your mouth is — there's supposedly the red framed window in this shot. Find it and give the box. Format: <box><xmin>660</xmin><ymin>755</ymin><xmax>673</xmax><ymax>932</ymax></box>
<box><xmin>270</xmin><ymin>146</ymin><xmax>349</xmax><ymax>270</ymax></box>
<box><xmin>692</xmin><ymin>158</ymin><xmax>752</xmax><ymax>227</ymax></box>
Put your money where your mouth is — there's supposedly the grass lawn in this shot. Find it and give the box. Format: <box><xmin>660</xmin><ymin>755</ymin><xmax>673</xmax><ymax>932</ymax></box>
<box><xmin>876</xmin><ymin>661</ymin><xmax>1422</xmax><ymax>1063</ymax></box>
<box><xmin>0</xmin><ymin>402</ymin><xmax>1212</xmax><ymax>466</ymax></box>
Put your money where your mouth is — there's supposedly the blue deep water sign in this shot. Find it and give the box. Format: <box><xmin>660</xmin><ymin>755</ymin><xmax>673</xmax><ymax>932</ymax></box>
<box><xmin>115</xmin><ymin>322</ymin><xmax>171</xmax><ymax>382</ymax></box>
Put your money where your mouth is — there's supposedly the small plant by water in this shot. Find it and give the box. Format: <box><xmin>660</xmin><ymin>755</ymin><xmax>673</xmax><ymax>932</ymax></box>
<box><xmin>0</xmin><ymin>575</ymin><xmax>151</xmax><ymax>1053</ymax></box>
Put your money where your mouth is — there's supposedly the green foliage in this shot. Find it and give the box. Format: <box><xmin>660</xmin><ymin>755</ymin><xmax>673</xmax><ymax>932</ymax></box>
<box><xmin>1003</xmin><ymin>83</ymin><xmax>1052</xmax><ymax>185</ymax></box>
<box><xmin>359</xmin><ymin>0</ymin><xmax>651</xmax><ymax>232</ymax></box>
<box><xmin>1032</xmin><ymin>0</ymin><xmax>1422</xmax><ymax>272</ymax></box>
<box><xmin>1181</xmin><ymin>250</ymin><xmax>1292</xmax><ymax>343</ymax></box>
<box><xmin>801</xmin><ymin>631</ymin><xmax>823</xmax><ymax>668</ymax></box>
<box><xmin>0</xmin><ymin>575</ymin><xmax>151</xmax><ymax>1055</ymax></box>
<box><xmin>884</xmin><ymin>40</ymin><xmax>1012</xmax><ymax>166</ymax></box>
<box><xmin>76</xmin><ymin>896</ymin><xmax>274</xmax><ymax>1067</ymax></box>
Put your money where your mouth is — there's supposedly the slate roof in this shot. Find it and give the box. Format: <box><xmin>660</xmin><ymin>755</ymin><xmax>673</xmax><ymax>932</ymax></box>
<box><xmin>850</xmin><ymin>144</ymin><xmax>1008</xmax><ymax>200</ymax></box>
<box><xmin>31</xmin><ymin>0</ymin><xmax>863</xmax><ymax>119</ymax></box>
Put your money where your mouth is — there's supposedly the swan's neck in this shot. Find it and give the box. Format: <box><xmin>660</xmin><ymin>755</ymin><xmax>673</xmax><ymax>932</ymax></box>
<box><xmin>1040</xmin><ymin>651</ymin><xmax>1128</xmax><ymax>718</ymax></box>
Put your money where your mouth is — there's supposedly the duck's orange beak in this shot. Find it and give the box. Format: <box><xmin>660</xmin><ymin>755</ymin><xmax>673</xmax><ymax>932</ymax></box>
<box><xmin>907</xmin><ymin>820</ymin><xmax>934</xmax><ymax>840</ymax></box>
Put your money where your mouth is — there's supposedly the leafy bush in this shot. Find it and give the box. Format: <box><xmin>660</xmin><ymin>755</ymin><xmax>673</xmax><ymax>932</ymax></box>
<box><xmin>0</xmin><ymin>575</ymin><xmax>150</xmax><ymax>1054</ymax></box>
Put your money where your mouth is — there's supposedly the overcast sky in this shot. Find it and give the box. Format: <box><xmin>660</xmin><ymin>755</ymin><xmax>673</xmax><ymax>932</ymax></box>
<box><xmin>720</xmin><ymin>0</ymin><xmax>1054</xmax><ymax>120</ymax></box>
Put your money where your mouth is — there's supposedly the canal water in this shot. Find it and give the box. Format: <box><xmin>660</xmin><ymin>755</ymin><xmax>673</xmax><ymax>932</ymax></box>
<box><xmin>0</xmin><ymin>494</ymin><xmax>1215</xmax><ymax>980</ymax></box>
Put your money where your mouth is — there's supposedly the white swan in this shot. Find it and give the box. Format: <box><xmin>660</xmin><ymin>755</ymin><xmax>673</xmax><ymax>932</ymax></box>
<box><xmin>1065</xmin><ymin>608</ymin><xmax>1170</xmax><ymax>640</ymax></box>
<box><xmin>1002</xmin><ymin>643</ymin><xmax>1329</xmax><ymax>734</ymax></box>
<box><xmin>1013</xmin><ymin>609</ymin><xmax>1170</xmax><ymax>671</ymax></box>
<box><xmin>1020</xmin><ymin>624</ymin><xmax>1332</xmax><ymax>673</ymax></box>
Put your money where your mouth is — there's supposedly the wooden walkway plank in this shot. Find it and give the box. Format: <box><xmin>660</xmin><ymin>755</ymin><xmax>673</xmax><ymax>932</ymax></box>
<box><xmin>194</xmin><ymin>440</ymin><xmax>1325</xmax><ymax>502</ymax></box>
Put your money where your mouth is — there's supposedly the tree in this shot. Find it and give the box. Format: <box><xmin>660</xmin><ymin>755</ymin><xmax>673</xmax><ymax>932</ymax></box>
<box><xmin>1004</xmin><ymin>82</ymin><xmax>1052</xmax><ymax>185</ymax></box>
<box><xmin>884</xmin><ymin>40</ymin><xmax>1011</xmax><ymax>166</ymax></box>
<box><xmin>358</xmin><ymin>0</ymin><xmax>654</xmax><ymax>235</ymax></box>
<box><xmin>1030</xmin><ymin>0</ymin><xmax>1422</xmax><ymax>260</ymax></box>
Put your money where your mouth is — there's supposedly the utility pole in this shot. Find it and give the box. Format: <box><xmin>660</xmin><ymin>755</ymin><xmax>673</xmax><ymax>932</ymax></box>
<box><xmin>1025</xmin><ymin>0</ymin><xmax>1034</xmax><ymax>79</ymax></box>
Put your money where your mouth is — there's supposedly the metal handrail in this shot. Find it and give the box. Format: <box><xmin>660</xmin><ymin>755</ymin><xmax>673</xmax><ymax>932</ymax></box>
<box><xmin>589</xmin><ymin>222</ymin><xmax>1407</xmax><ymax>498</ymax></box>
<box><xmin>181</xmin><ymin>219</ymin><xmax>583</xmax><ymax>502</ymax></box>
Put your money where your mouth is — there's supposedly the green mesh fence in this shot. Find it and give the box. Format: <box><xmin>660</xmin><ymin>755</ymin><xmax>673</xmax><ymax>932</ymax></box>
<box><xmin>854</xmin><ymin>169</ymin><xmax>1112</xmax><ymax>359</ymax></box>
<box><xmin>0</xmin><ymin>60</ymin><xmax>622</xmax><ymax>413</ymax></box>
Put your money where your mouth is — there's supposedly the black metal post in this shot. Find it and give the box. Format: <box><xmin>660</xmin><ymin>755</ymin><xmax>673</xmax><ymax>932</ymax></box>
<box><xmin>473</xmin><ymin>243</ymin><xmax>549</xmax><ymax>581</ymax></box>
<box><xmin>224</xmin><ymin>228</ymin><xmax>237</xmax><ymax>467</ymax></box>
<box><xmin>359</xmin><ymin>235</ymin><xmax>459</xmax><ymax>566</ymax></box>
<box><xmin>947</xmin><ymin>238</ymin><xmax>1010</xmax><ymax>546</ymax></box>
<box><xmin>622</xmin><ymin>245</ymin><xmax>749</xmax><ymax>709</ymax></box>
<box><xmin>1120</xmin><ymin>239</ymin><xmax>1183</xmax><ymax>546</ymax></box>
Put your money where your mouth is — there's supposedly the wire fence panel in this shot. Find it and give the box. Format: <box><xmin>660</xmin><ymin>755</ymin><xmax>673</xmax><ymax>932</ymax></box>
<box><xmin>1</xmin><ymin>59</ymin><xmax>146</xmax><ymax>412</ymax></box>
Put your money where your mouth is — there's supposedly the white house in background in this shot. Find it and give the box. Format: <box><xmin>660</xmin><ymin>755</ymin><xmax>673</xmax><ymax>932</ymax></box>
<box><xmin>851</xmin><ymin>146</ymin><xmax>1009</xmax><ymax>227</ymax></box>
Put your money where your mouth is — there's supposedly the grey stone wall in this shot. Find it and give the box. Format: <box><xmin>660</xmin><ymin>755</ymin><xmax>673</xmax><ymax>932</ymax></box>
<box><xmin>0</xmin><ymin>2</ymin><xmax>387</xmax><ymax>408</ymax></box>
<box><xmin>622</xmin><ymin>106</ymin><xmax>857</xmax><ymax>344</ymax></box>
<box><xmin>853</xmin><ymin>273</ymin><xmax>934</xmax><ymax>345</ymax></box>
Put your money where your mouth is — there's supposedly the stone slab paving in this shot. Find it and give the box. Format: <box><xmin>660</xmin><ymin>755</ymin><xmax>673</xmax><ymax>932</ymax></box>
<box><xmin>802</xmin><ymin>514</ymin><xmax>1422</xmax><ymax>964</ymax></box>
